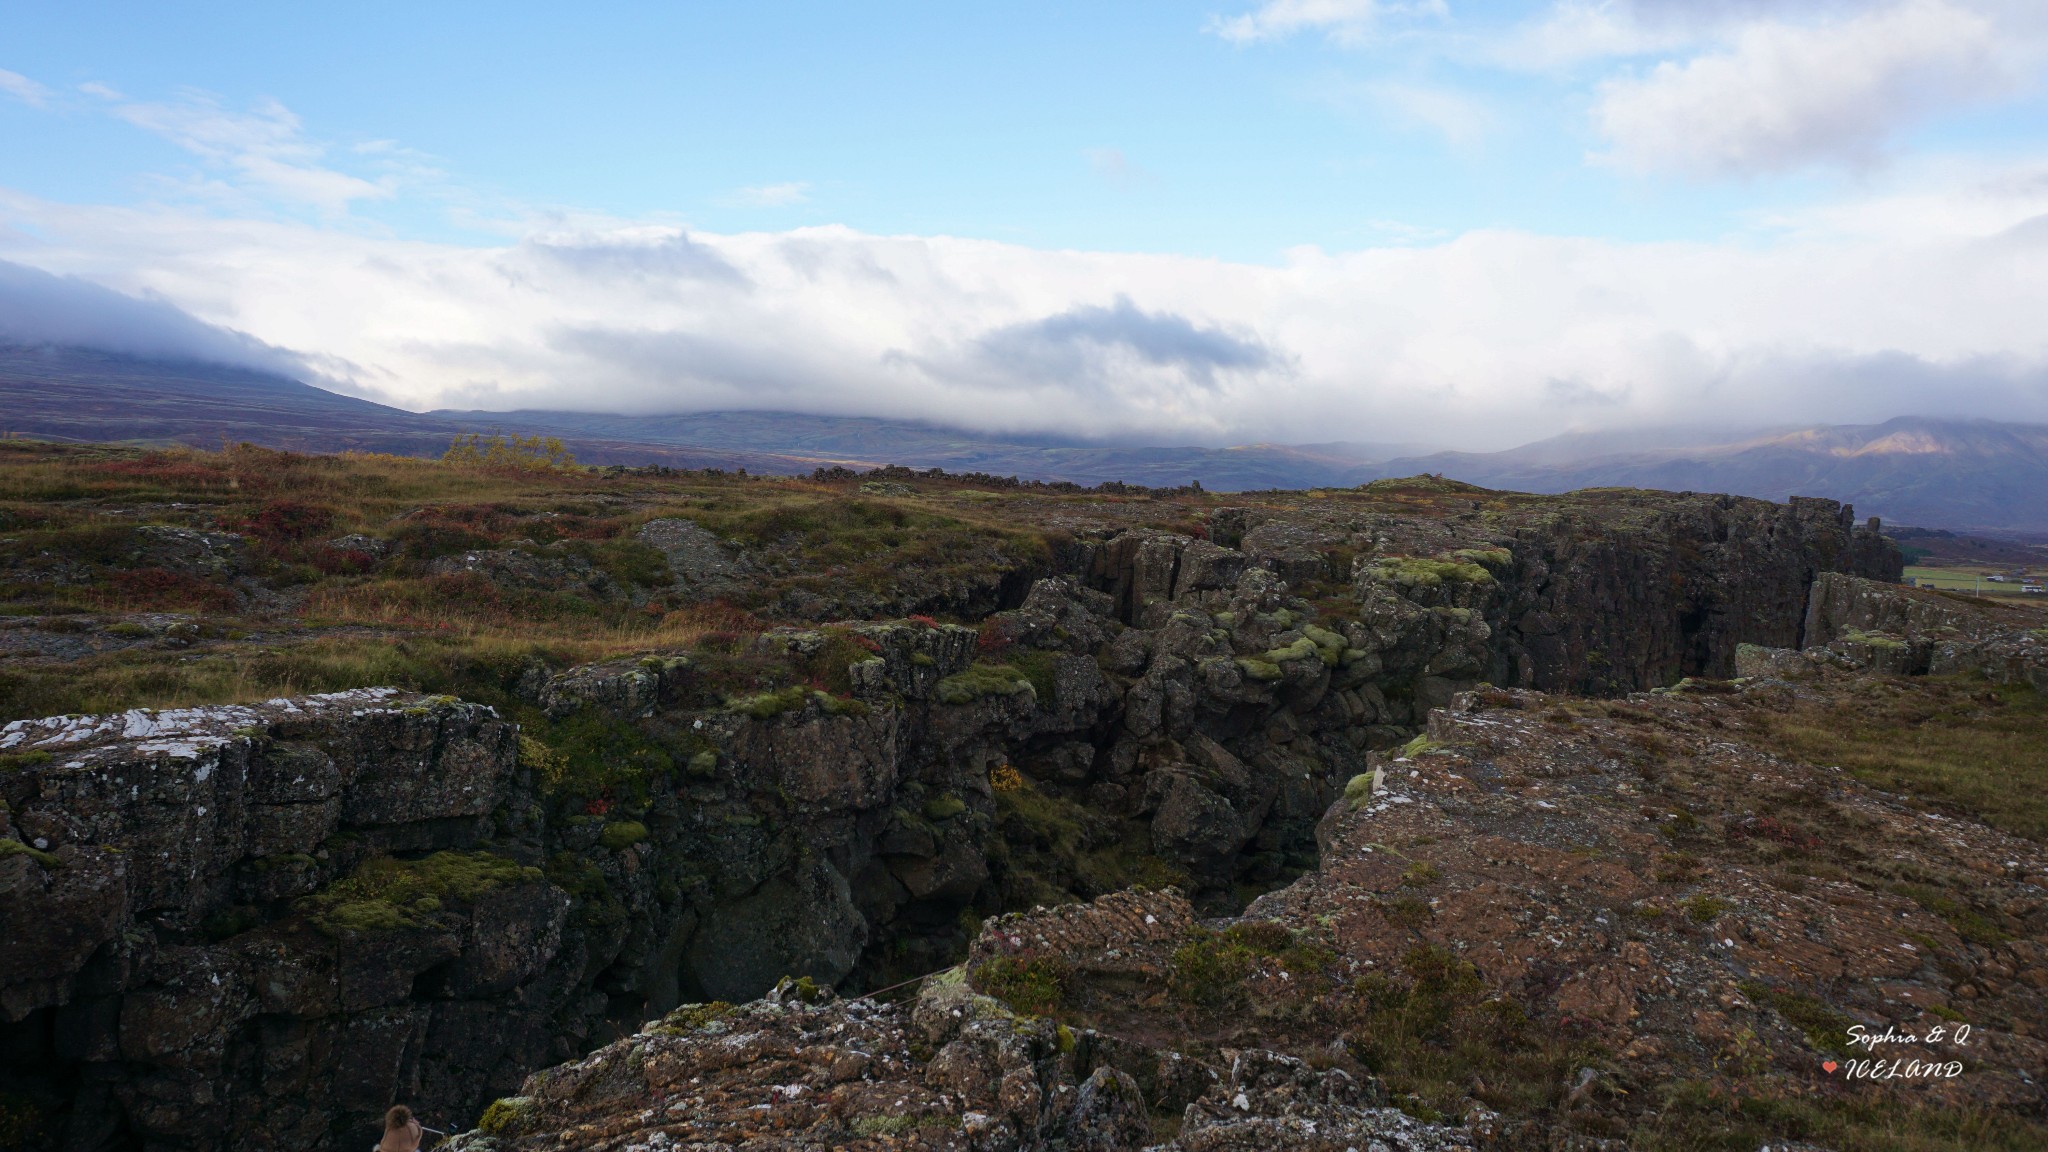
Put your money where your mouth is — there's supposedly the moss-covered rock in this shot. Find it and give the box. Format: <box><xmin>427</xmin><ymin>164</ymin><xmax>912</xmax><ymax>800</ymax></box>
<box><xmin>0</xmin><ymin>838</ymin><xmax>60</xmax><ymax>868</ymax></box>
<box><xmin>1367</xmin><ymin>555</ymin><xmax>1493</xmax><ymax>588</ymax></box>
<box><xmin>299</xmin><ymin>850</ymin><xmax>544</xmax><ymax>937</ymax></box>
<box><xmin>598</xmin><ymin>820</ymin><xmax>648</xmax><ymax>851</ymax></box>
<box><xmin>476</xmin><ymin>1096</ymin><xmax>538</xmax><ymax>1137</ymax></box>
<box><xmin>934</xmin><ymin>662</ymin><xmax>1035</xmax><ymax>705</ymax></box>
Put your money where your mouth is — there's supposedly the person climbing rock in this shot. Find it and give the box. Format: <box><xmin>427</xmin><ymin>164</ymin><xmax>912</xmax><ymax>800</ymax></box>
<box><xmin>377</xmin><ymin>1105</ymin><xmax>422</xmax><ymax>1152</ymax></box>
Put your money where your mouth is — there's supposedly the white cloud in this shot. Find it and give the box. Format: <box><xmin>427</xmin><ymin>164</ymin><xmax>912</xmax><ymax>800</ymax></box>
<box><xmin>3</xmin><ymin>167</ymin><xmax>2045</xmax><ymax>449</ymax></box>
<box><xmin>1208</xmin><ymin>0</ymin><xmax>1445</xmax><ymax>46</ymax></box>
<box><xmin>95</xmin><ymin>89</ymin><xmax>393</xmax><ymax>211</ymax></box>
<box><xmin>0</xmin><ymin>68</ymin><xmax>50</xmax><ymax>106</ymax></box>
<box><xmin>724</xmin><ymin>181</ymin><xmax>810</xmax><ymax>207</ymax></box>
<box><xmin>1591</xmin><ymin>1</ymin><xmax>2045</xmax><ymax>177</ymax></box>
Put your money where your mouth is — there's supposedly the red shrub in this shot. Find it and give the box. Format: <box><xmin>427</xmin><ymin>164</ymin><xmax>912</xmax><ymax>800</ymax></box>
<box><xmin>238</xmin><ymin>500</ymin><xmax>334</xmax><ymax>543</ymax></box>
<box><xmin>907</xmin><ymin>614</ymin><xmax>940</xmax><ymax>629</ymax></box>
<box><xmin>977</xmin><ymin>620</ymin><xmax>1013</xmax><ymax>655</ymax></box>
<box><xmin>310</xmin><ymin>547</ymin><xmax>377</xmax><ymax>576</ymax></box>
<box><xmin>105</xmin><ymin>568</ymin><xmax>238</xmax><ymax>612</ymax></box>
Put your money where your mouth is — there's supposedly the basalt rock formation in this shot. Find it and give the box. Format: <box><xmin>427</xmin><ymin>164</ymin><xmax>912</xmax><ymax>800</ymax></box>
<box><xmin>0</xmin><ymin>481</ymin><xmax>1906</xmax><ymax>1151</ymax></box>
<box><xmin>447</xmin><ymin>667</ymin><xmax>2048</xmax><ymax>1151</ymax></box>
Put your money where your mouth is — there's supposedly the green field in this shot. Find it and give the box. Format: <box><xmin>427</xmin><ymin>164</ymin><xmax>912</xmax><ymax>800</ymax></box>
<box><xmin>1905</xmin><ymin>564</ymin><xmax>2046</xmax><ymax>599</ymax></box>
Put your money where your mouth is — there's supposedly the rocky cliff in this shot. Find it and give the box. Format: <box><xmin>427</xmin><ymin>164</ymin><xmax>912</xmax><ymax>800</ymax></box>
<box><xmin>0</xmin><ymin>481</ymin><xmax>1903</xmax><ymax>1151</ymax></box>
<box><xmin>435</xmin><ymin>670</ymin><xmax>2048</xmax><ymax>1151</ymax></box>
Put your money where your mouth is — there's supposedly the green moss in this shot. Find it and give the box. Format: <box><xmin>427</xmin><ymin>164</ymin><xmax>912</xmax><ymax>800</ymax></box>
<box><xmin>1343</xmin><ymin>771</ymin><xmax>1378</xmax><ymax>809</ymax></box>
<box><xmin>1261</xmin><ymin>635</ymin><xmax>1320</xmax><ymax>665</ymax></box>
<box><xmin>598</xmin><ymin>820</ymin><xmax>648</xmax><ymax>851</ymax></box>
<box><xmin>1893</xmin><ymin>883</ymin><xmax>2010</xmax><ymax>946</ymax></box>
<box><xmin>935</xmin><ymin>662</ymin><xmax>1035</xmax><ymax>705</ymax></box>
<box><xmin>300</xmin><ymin>850</ymin><xmax>543</xmax><ymax>937</ymax></box>
<box><xmin>1739</xmin><ymin>981</ymin><xmax>1856</xmax><ymax>1056</ymax></box>
<box><xmin>1398</xmin><ymin>734</ymin><xmax>1439</xmax><ymax>758</ymax></box>
<box><xmin>0</xmin><ymin>749</ymin><xmax>53</xmax><ymax>774</ymax></box>
<box><xmin>0</xmin><ymin>838</ymin><xmax>60</xmax><ymax>868</ymax></box>
<box><xmin>923</xmin><ymin>794</ymin><xmax>967</xmax><ymax>821</ymax></box>
<box><xmin>971</xmin><ymin>955</ymin><xmax>1069</xmax><ymax>1015</ymax></box>
<box><xmin>655</xmin><ymin>1001</ymin><xmax>736</xmax><ymax>1035</ymax></box>
<box><xmin>1234</xmin><ymin>657</ymin><xmax>1284</xmax><ymax>681</ymax></box>
<box><xmin>686</xmin><ymin>749</ymin><xmax>719</xmax><ymax>776</ymax></box>
<box><xmin>1302</xmin><ymin>624</ymin><xmax>1348</xmax><ymax>665</ymax></box>
<box><xmin>1840</xmin><ymin>628</ymin><xmax>1908</xmax><ymax>652</ymax></box>
<box><xmin>1368</xmin><ymin>555</ymin><xmax>1493</xmax><ymax>588</ymax></box>
<box><xmin>727</xmin><ymin>684</ymin><xmax>809</xmax><ymax>718</ymax></box>
<box><xmin>813</xmin><ymin>690</ymin><xmax>869</xmax><ymax>717</ymax></box>
<box><xmin>1450</xmin><ymin>547</ymin><xmax>1512</xmax><ymax>570</ymax></box>
<box><xmin>1682</xmin><ymin>894</ymin><xmax>1732</xmax><ymax>923</ymax></box>
<box><xmin>476</xmin><ymin>1096</ymin><xmax>538</xmax><ymax>1137</ymax></box>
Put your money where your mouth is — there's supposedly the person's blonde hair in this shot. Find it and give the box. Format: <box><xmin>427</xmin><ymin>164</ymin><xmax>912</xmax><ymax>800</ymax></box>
<box><xmin>385</xmin><ymin>1105</ymin><xmax>415</xmax><ymax>1133</ymax></box>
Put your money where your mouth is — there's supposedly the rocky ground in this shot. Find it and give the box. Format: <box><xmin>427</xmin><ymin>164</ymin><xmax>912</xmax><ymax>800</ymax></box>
<box><xmin>11</xmin><ymin>440</ymin><xmax>2043</xmax><ymax>1151</ymax></box>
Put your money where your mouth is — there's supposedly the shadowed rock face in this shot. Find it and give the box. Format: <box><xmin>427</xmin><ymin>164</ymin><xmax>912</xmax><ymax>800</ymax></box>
<box><xmin>0</xmin><ymin>691</ymin><xmax>543</xmax><ymax>1152</ymax></box>
<box><xmin>0</xmin><ymin>490</ymin><xmax>1902</xmax><ymax>1151</ymax></box>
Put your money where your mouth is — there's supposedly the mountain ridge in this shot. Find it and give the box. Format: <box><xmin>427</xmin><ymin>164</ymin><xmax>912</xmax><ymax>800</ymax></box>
<box><xmin>4</xmin><ymin>343</ymin><xmax>2044</xmax><ymax>532</ymax></box>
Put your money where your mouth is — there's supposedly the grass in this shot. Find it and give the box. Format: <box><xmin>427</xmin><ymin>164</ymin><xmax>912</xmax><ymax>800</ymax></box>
<box><xmin>1903</xmin><ymin>565</ymin><xmax>2045</xmax><ymax>601</ymax></box>
<box><xmin>1344</xmin><ymin>944</ymin><xmax>1606</xmax><ymax>1125</ymax></box>
<box><xmin>1738</xmin><ymin>981</ymin><xmax>1856</xmax><ymax>1057</ymax></box>
<box><xmin>970</xmin><ymin>954</ymin><xmax>1070</xmax><ymax>1015</ymax></box>
<box><xmin>1166</xmin><ymin>921</ymin><xmax>1334</xmax><ymax>1010</ymax></box>
<box><xmin>1745</xmin><ymin>675</ymin><xmax>2048</xmax><ymax>841</ymax></box>
<box><xmin>1633</xmin><ymin>1081</ymin><xmax>2048</xmax><ymax>1152</ymax></box>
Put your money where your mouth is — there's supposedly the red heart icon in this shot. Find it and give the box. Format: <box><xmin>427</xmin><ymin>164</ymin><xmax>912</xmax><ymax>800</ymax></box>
<box><xmin>1822</xmin><ymin>1061</ymin><xmax>1838</xmax><ymax>1073</ymax></box>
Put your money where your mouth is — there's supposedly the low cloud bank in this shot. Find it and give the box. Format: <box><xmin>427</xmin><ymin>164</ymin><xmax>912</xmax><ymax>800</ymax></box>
<box><xmin>3</xmin><ymin>200</ymin><xmax>2046</xmax><ymax>449</ymax></box>
<box><xmin>0</xmin><ymin>258</ymin><xmax>303</xmax><ymax>377</ymax></box>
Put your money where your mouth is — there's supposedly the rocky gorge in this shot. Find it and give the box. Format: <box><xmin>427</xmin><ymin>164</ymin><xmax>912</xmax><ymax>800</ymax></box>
<box><xmin>14</xmin><ymin>444</ymin><xmax>2040</xmax><ymax>1152</ymax></box>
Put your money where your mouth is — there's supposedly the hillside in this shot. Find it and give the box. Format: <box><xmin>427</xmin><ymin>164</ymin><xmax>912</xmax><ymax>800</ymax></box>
<box><xmin>1375</xmin><ymin>417</ymin><xmax>2048</xmax><ymax>535</ymax></box>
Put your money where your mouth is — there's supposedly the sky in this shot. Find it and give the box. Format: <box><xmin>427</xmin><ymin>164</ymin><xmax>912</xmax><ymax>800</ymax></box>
<box><xmin>3</xmin><ymin>0</ymin><xmax>2048</xmax><ymax>449</ymax></box>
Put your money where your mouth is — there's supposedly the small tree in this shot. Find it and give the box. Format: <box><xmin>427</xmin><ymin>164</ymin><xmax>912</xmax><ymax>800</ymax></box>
<box><xmin>441</xmin><ymin>432</ymin><xmax>577</xmax><ymax>473</ymax></box>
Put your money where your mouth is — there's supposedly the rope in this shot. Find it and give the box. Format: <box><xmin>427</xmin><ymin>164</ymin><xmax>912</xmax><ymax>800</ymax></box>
<box><xmin>853</xmin><ymin>965</ymin><xmax>955</xmax><ymax>1002</ymax></box>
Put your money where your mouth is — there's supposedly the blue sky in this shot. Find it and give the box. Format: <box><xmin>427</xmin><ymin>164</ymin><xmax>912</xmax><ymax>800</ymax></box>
<box><xmin>3</xmin><ymin>1</ymin><xmax>2048</xmax><ymax>446</ymax></box>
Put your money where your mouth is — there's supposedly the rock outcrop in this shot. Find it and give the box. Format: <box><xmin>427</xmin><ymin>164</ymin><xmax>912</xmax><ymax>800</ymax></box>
<box><xmin>441</xmin><ymin>931</ymin><xmax>1474</xmax><ymax>1152</ymax></box>
<box><xmin>444</xmin><ymin>665</ymin><xmax>2048</xmax><ymax>1146</ymax></box>
<box><xmin>0</xmin><ymin>488</ymin><xmax>1910</xmax><ymax>1151</ymax></box>
<box><xmin>0</xmin><ymin>691</ymin><xmax>556</xmax><ymax>1152</ymax></box>
<box><xmin>1749</xmin><ymin>572</ymin><xmax>2048</xmax><ymax>690</ymax></box>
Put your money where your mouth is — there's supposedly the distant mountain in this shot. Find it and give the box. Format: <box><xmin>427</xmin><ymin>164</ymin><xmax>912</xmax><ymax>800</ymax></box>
<box><xmin>1370</xmin><ymin>418</ymin><xmax>2048</xmax><ymax>535</ymax></box>
<box><xmin>5</xmin><ymin>344</ymin><xmax>2045</xmax><ymax>533</ymax></box>
<box><xmin>0</xmin><ymin>346</ymin><xmax>845</xmax><ymax>474</ymax></box>
<box><xmin>434</xmin><ymin>407</ymin><xmax>1434</xmax><ymax>490</ymax></box>
<box><xmin>0</xmin><ymin>345</ymin><xmax>1430</xmax><ymax>489</ymax></box>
